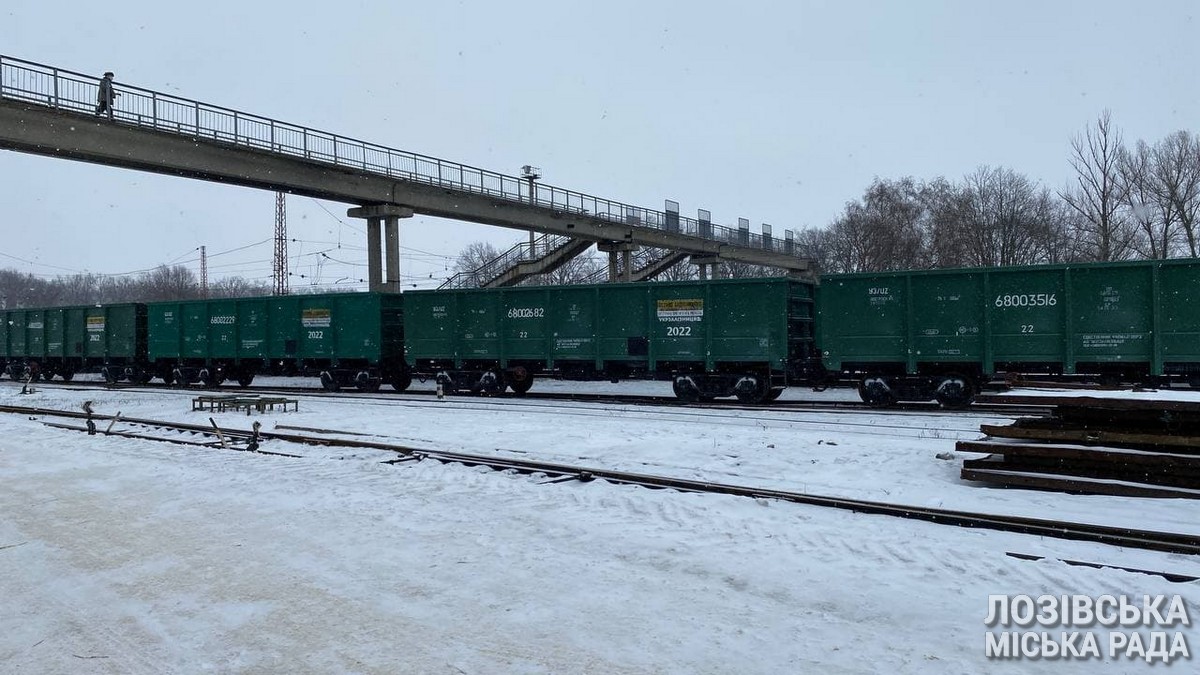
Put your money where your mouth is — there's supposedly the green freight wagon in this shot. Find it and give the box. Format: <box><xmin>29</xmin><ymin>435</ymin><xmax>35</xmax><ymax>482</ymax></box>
<box><xmin>1</xmin><ymin>308</ymin><xmax>42</xmax><ymax>379</ymax></box>
<box><xmin>1</xmin><ymin>303</ymin><xmax>144</xmax><ymax>382</ymax></box>
<box><xmin>404</xmin><ymin>278</ymin><xmax>817</xmax><ymax>402</ymax></box>
<box><xmin>146</xmin><ymin>292</ymin><xmax>407</xmax><ymax>390</ymax></box>
<box><xmin>817</xmin><ymin>258</ymin><xmax>1200</xmax><ymax>406</ymax></box>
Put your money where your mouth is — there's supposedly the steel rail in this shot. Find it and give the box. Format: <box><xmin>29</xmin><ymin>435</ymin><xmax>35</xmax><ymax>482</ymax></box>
<box><xmin>5</xmin><ymin>404</ymin><xmax>1195</xmax><ymax>555</ymax></box>
<box><xmin>20</xmin><ymin>379</ymin><xmax>1048</xmax><ymax>418</ymax></box>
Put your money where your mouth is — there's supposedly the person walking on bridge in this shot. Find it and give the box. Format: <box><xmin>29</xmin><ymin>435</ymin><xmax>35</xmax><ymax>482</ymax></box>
<box><xmin>95</xmin><ymin>71</ymin><xmax>119</xmax><ymax>119</ymax></box>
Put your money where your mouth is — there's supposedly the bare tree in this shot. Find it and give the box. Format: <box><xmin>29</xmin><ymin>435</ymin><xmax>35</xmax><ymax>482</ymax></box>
<box><xmin>137</xmin><ymin>265</ymin><xmax>201</xmax><ymax>302</ymax></box>
<box><xmin>0</xmin><ymin>270</ymin><xmax>49</xmax><ymax>308</ymax></box>
<box><xmin>654</xmin><ymin>257</ymin><xmax>699</xmax><ymax>282</ymax></box>
<box><xmin>1120</xmin><ymin>140</ymin><xmax>1180</xmax><ymax>259</ymax></box>
<box><xmin>444</xmin><ymin>241</ymin><xmax>503</xmax><ymax>287</ymax></box>
<box><xmin>1060</xmin><ymin>110</ymin><xmax>1135</xmax><ymax>261</ymax></box>
<box><xmin>1151</xmin><ymin>131</ymin><xmax>1200</xmax><ymax>257</ymax></box>
<box><xmin>527</xmin><ymin>249</ymin><xmax>604</xmax><ymax>285</ymax></box>
<box><xmin>453</xmin><ymin>241</ymin><xmax>501</xmax><ymax>275</ymax></box>
<box><xmin>957</xmin><ymin>166</ymin><xmax>1065</xmax><ymax>266</ymax></box>
<box><xmin>788</xmin><ymin>227</ymin><xmax>832</xmax><ymax>275</ymax></box>
<box><xmin>210</xmin><ymin>277</ymin><xmax>272</xmax><ymax>298</ymax></box>
<box><xmin>823</xmin><ymin>177</ymin><xmax>928</xmax><ymax>272</ymax></box>
<box><xmin>921</xmin><ymin>177</ymin><xmax>972</xmax><ymax>268</ymax></box>
<box><xmin>55</xmin><ymin>273</ymin><xmax>105</xmax><ymax>305</ymax></box>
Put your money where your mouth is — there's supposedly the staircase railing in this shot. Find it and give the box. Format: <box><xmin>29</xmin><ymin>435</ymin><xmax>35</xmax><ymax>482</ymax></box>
<box><xmin>439</xmin><ymin>233</ymin><xmax>578</xmax><ymax>289</ymax></box>
<box><xmin>580</xmin><ymin>246</ymin><xmax>684</xmax><ymax>284</ymax></box>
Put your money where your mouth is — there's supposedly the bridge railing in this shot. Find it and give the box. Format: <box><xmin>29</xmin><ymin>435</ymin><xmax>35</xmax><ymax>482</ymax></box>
<box><xmin>0</xmin><ymin>54</ymin><xmax>803</xmax><ymax>259</ymax></box>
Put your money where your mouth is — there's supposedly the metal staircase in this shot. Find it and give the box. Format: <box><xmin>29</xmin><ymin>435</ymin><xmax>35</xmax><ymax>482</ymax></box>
<box><xmin>439</xmin><ymin>234</ymin><xmax>593</xmax><ymax>289</ymax></box>
<box><xmin>581</xmin><ymin>246</ymin><xmax>690</xmax><ymax>284</ymax></box>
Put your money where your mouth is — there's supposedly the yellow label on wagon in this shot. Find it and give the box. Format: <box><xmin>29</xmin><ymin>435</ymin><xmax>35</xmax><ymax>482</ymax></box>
<box><xmin>656</xmin><ymin>299</ymin><xmax>703</xmax><ymax>322</ymax></box>
<box><xmin>301</xmin><ymin>308</ymin><xmax>331</xmax><ymax>328</ymax></box>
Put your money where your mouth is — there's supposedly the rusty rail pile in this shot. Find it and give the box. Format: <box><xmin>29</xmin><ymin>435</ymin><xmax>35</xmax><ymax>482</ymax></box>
<box><xmin>960</xmin><ymin>394</ymin><xmax>1200</xmax><ymax>499</ymax></box>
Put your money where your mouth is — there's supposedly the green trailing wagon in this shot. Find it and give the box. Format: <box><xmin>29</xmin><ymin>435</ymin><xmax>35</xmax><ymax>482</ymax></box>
<box><xmin>818</xmin><ymin>259</ymin><xmax>1200</xmax><ymax>406</ymax></box>
<box><xmin>145</xmin><ymin>292</ymin><xmax>407</xmax><ymax>390</ymax></box>
<box><xmin>404</xmin><ymin>277</ymin><xmax>818</xmax><ymax>403</ymax></box>
<box><xmin>0</xmin><ymin>303</ymin><xmax>144</xmax><ymax>382</ymax></box>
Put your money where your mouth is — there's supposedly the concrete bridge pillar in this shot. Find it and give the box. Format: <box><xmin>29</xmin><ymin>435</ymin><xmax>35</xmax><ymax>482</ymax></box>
<box><xmin>598</xmin><ymin>242</ymin><xmax>639</xmax><ymax>282</ymax></box>
<box><xmin>690</xmin><ymin>255</ymin><xmax>722</xmax><ymax>281</ymax></box>
<box><xmin>347</xmin><ymin>204</ymin><xmax>414</xmax><ymax>292</ymax></box>
<box><xmin>366</xmin><ymin>218</ymin><xmax>382</xmax><ymax>290</ymax></box>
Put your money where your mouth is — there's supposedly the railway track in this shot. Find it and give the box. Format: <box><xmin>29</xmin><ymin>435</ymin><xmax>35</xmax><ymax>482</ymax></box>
<box><xmin>14</xmin><ymin>377</ymin><xmax>1052</xmax><ymax>419</ymax></box>
<box><xmin>9</xmin><ymin>380</ymin><xmax>1021</xmax><ymax>439</ymax></box>
<box><xmin>4</xmin><ymin>403</ymin><xmax>1195</xmax><ymax>557</ymax></box>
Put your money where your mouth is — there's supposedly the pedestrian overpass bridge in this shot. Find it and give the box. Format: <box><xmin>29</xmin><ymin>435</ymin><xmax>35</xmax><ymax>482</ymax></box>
<box><xmin>0</xmin><ymin>55</ymin><xmax>812</xmax><ymax>290</ymax></box>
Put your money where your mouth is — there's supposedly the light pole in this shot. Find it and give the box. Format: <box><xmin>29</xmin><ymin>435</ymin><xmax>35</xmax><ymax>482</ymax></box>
<box><xmin>521</xmin><ymin>165</ymin><xmax>542</xmax><ymax>256</ymax></box>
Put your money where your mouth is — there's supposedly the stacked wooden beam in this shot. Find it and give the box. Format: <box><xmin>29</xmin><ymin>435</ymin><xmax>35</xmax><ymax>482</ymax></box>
<box><xmin>959</xmin><ymin>394</ymin><xmax>1200</xmax><ymax>499</ymax></box>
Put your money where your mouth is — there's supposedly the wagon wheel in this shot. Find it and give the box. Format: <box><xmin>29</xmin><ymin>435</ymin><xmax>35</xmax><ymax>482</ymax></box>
<box><xmin>388</xmin><ymin>370</ymin><xmax>412</xmax><ymax>392</ymax></box>
<box><xmin>507</xmin><ymin>368</ymin><xmax>534</xmax><ymax>395</ymax></box>
<box><xmin>479</xmin><ymin>369</ymin><xmax>506</xmax><ymax>396</ymax></box>
<box><xmin>734</xmin><ymin>375</ymin><xmax>770</xmax><ymax>404</ymax></box>
<box><xmin>672</xmin><ymin>376</ymin><xmax>700</xmax><ymax>403</ymax></box>
<box><xmin>355</xmin><ymin>372</ymin><xmax>381</xmax><ymax>392</ymax></box>
<box><xmin>934</xmin><ymin>373</ymin><xmax>975</xmax><ymax>409</ymax></box>
<box><xmin>858</xmin><ymin>375</ymin><xmax>896</xmax><ymax>407</ymax></box>
<box><xmin>236</xmin><ymin>372</ymin><xmax>255</xmax><ymax>388</ymax></box>
<box><xmin>763</xmin><ymin>387</ymin><xmax>784</xmax><ymax>402</ymax></box>
<box><xmin>320</xmin><ymin>371</ymin><xmax>341</xmax><ymax>392</ymax></box>
<box><xmin>435</xmin><ymin>372</ymin><xmax>459</xmax><ymax>396</ymax></box>
<box><xmin>199</xmin><ymin>368</ymin><xmax>221</xmax><ymax>389</ymax></box>
<box><xmin>60</xmin><ymin>370</ymin><xmax>75</xmax><ymax>382</ymax></box>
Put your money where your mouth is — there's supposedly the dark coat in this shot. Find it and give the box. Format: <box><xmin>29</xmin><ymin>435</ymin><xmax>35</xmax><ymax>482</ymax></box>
<box><xmin>97</xmin><ymin>76</ymin><xmax>117</xmax><ymax>105</ymax></box>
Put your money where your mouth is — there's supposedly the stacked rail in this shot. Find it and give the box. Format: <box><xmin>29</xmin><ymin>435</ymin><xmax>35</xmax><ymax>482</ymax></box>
<box><xmin>959</xmin><ymin>394</ymin><xmax>1200</xmax><ymax>498</ymax></box>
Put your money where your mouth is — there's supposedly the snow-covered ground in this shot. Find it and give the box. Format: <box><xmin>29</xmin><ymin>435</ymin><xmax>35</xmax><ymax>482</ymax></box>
<box><xmin>1</xmin><ymin>380</ymin><xmax>1197</xmax><ymax>674</ymax></box>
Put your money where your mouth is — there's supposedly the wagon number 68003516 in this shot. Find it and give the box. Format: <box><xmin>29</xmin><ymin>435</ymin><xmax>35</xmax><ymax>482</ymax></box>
<box><xmin>994</xmin><ymin>293</ymin><xmax>1056</xmax><ymax>308</ymax></box>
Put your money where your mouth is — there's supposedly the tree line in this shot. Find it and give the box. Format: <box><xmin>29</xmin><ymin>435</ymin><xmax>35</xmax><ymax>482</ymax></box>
<box><xmin>806</xmin><ymin>111</ymin><xmax>1200</xmax><ymax>274</ymax></box>
<box><xmin>0</xmin><ymin>265</ymin><xmax>270</xmax><ymax>309</ymax></box>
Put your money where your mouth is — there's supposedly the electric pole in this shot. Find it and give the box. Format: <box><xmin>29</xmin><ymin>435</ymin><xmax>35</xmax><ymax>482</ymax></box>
<box><xmin>199</xmin><ymin>245</ymin><xmax>208</xmax><ymax>298</ymax></box>
<box><xmin>273</xmin><ymin>192</ymin><xmax>289</xmax><ymax>295</ymax></box>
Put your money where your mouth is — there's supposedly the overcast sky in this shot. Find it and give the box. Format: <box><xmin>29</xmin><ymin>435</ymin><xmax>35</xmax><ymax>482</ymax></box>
<box><xmin>3</xmin><ymin>1</ymin><xmax>1199</xmax><ymax>290</ymax></box>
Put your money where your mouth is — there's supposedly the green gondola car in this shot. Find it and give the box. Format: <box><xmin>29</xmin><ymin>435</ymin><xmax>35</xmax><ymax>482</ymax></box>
<box><xmin>818</xmin><ymin>259</ymin><xmax>1200</xmax><ymax>406</ymax></box>
<box><xmin>145</xmin><ymin>292</ymin><xmax>406</xmax><ymax>390</ymax></box>
<box><xmin>404</xmin><ymin>277</ymin><xmax>818</xmax><ymax>402</ymax></box>
<box><xmin>0</xmin><ymin>303</ymin><xmax>144</xmax><ymax>382</ymax></box>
